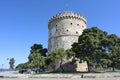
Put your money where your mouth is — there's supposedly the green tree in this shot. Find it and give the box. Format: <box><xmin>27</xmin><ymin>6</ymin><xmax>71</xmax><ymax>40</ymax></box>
<box><xmin>9</xmin><ymin>58</ymin><xmax>15</xmax><ymax>69</ymax></box>
<box><xmin>28</xmin><ymin>44</ymin><xmax>47</xmax><ymax>61</ymax></box>
<box><xmin>66</xmin><ymin>49</ymin><xmax>75</xmax><ymax>59</ymax></box>
<box><xmin>16</xmin><ymin>62</ymin><xmax>29</xmax><ymax>69</ymax></box>
<box><xmin>106</xmin><ymin>34</ymin><xmax>120</xmax><ymax>71</ymax></box>
<box><xmin>48</xmin><ymin>48</ymin><xmax>66</xmax><ymax>72</ymax></box>
<box><xmin>28</xmin><ymin>44</ymin><xmax>47</xmax><ymax>70</ymax></box>
<box><xmin>72</xmin><ymin>27</ymin><xmax>108</xmax><ymax>72</ymax></box>
<box><xmin>16</xmin><ymin>44</ymin><xmax>47</xmax><ymax>70</ymax></box>
<box><xmin>100</xmin><ymin>59</ymin><xmax>112</xmax><ymax>68</ymax></box>
<box><xmin>29</xmin><ymin>52</ymin><xmax>45</xmax><ymax>69</ymax></box>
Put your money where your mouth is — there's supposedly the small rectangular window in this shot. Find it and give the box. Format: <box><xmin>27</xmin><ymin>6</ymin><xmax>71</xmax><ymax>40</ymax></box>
<box><xmin>76</xmin><ymin>31</ymin><xmax>78</xmax><ymax>34</ymax></box>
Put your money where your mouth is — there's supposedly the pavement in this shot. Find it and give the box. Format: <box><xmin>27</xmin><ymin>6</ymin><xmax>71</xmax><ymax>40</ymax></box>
<box><xmin>0</xmin><ymin>71</ymin><xmax>120</xmax><ymax>79</ymax></box>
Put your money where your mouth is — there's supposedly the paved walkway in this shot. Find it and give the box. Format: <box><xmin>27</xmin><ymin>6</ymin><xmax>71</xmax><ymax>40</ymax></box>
<box><xmin>0</xmin><ymin>71</ymin><xmax>120</xmax><ymax>80</ymax></box>
<box><xmin>0</xmin><ymin>78</ymin><xmax>120</xmax><ymax>80</ymax></box>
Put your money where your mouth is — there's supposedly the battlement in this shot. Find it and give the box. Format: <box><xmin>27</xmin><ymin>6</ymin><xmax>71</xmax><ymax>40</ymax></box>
<box><xmin>48</xmin><ymin>11</ymin><xmax>87</xmax><ymax>25</ymax></box>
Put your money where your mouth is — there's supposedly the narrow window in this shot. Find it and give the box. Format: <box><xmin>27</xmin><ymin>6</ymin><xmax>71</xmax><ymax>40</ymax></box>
<box><xmin>56</xmin><ymin>25</ymin><xmax>57</xmax><ymax>27</ymax></box>
<box><xmin>76</xmin><ymin>31</ymin><xmax>78</xmax><ymax>34</ymax></box>
<box><xmin>50</xmin><ymin>33</ymin><xmax>52</xmax><ymax>36</ymax></box>
<box><xmin>70</xmin><ymin>23</ymin><xmax>72</xmax><ymax>25</ymax></box>
<box><xmin>82</xmin><ymin>26</ymin><xmax>84</xmax><ymax>28</ymax></box>
<box><xmin>66</xmin><ymin>29</ymin><xmax>68</xmax><ymax>32</ymax></box>
<box><xmin>77</xmin><ymin>24</ymin><xmax>79</xmax><ymax>26</ymax></box>
<box><xmin>56</xmin><ymin>29</ymin><xmax>58</xmax><ymax>31</ymax></box>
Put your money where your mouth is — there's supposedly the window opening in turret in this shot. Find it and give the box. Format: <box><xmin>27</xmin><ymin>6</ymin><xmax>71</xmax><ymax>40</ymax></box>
<box><xmin>82</xmin><ymin>26</ymin><xmax>84</xmax><ymax>28</ymax></box>
<box><xmin>50</xmin><ymin>33</ymin><xmax>52</xmax><ymax>36</ymax></box>
<box><xmin>76</xmin><ymin>31</ymin><xmax>78</xmax><ymax>34</ymax></box>
<box><xmin>66</xmin><ymin>29</ymin><xmax>68</xmax><ymax>32</ymax></box>
<box><xmin>70</xmin><ymin>23</ymin><xmax>72</xmax><ymax>25</ymax></box>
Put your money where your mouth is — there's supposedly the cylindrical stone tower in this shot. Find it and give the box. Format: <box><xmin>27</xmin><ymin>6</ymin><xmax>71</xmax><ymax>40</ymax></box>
<box><xmin>48</xmin><ymin>11</ymin><xmax>87</xmax><ymax>54</ymax></box>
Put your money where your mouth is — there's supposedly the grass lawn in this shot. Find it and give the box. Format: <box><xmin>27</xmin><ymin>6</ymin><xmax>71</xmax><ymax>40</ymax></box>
<box><xmin>96</xmin><ymin>69</ymin><xmax>120</xmax><ymax>73</ymax></box>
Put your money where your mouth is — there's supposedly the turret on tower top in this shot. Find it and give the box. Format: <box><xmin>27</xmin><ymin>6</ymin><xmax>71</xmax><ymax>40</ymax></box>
<box><xmin>48</xmin><ymin>11</ymin><xmax>87</xmax><ymax>54</ymax></box>
<box><xmin>48</xmin><ymin>11</ymin><xmax>87</xmax><ymax>28</ymax></box>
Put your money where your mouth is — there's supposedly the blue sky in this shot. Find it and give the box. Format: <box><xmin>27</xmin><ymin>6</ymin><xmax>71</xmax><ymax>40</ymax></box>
<box><xmin>0</xmin><ymin>0</ymin><xmax>120</xmax><ymax>68</ymax></box>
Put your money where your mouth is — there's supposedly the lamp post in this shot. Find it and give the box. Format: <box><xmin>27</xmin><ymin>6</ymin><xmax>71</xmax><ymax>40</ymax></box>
<box><xmin>6</xmin><ymin>58</ymin><xmax>9</xmax><ymax>69</ymax></box>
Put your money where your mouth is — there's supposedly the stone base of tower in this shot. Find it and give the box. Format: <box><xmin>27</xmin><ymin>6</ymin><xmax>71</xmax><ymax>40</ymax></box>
<box><xmin>48</xmin><ymin>58</ymin><xmax>88</xmax><ymax>72</ymax></box>
<box><xmin>75</xmin><ymin>60</ymin><xmax>88</xmax><ymax>72</ymax></box>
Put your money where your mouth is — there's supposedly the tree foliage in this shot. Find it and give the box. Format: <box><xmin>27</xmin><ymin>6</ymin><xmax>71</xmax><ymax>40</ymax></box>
<box><xmin>16</xmin><ymin>62</ymin><xmax>29</xmax><ymax>69</ymax></box>
<box><xmin>9</xmin><ymin>58</ymin><xmax>15</xmax><ymax>69</ymax></box>
<box><xmin>48</xmin><ymin>48</ymin><xmax>66</xmax><ymax>72</ymax></box>
<box><xmin>17</xmin><ymin>44</ymin><xmax>47</xmax><ymax>71</ymax></box>
<box><xmin>72</xmin><ymin>27</ymin><xmax>120</xmax><ymax>72</ymax></box>
<box><xmin>16</xmin><ymin>27</ymin><xmax>120</xmax><ymax>73</ymax></box>
<box><xmin>104</xmin><ymin>34</ymin><xmax>120</xmax><ymax>71</ymax></box>
<box><xmin>28</xmin><ymin>44</ymin><xmax>47</xmax><ymax>70</ymax></box>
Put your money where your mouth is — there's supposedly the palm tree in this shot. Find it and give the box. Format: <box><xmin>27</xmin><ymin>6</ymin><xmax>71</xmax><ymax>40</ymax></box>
<box><xmin>9</xmin><ymin>58</ymin><xmax>15</xmax><ymax>69</ymax></box>
<box><xmin>48</xmin><ymin>48</ymin><xmax>66</xmax><ymax>72</ymax></box>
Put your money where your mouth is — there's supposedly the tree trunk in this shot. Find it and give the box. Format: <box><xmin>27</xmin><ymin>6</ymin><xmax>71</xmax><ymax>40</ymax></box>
<box><xmin>10</xmin><ymin>64</ymin><xmax>14</xmax><ymax>69</ymax></box>
<box><xmin>112</xmin><ymin>62</ymin><xmax>115</xmax><ymax>72</ymax></box>
<box><xmin>53</xmin><ymin>60</ymin><xmax>56</xmax><ymax>72</ymax></box>
<box><xmin>112</xmin><ymin>66</ymin><xmax>115</xmax><ymax>72</ymax></box>
<box><xmin>60</xmin><ymin>59</ymin><xmax>64</xmax><ymax>72</ymax></box>
<box><xmin>87</xmin><ymin>62</ymin><xmax>91</xmax><ymax>72</ymax></box>
<box><xmin>88</xmin><ymin>65</ymin><xmax>91</xmax><ymax>72</ymax></box>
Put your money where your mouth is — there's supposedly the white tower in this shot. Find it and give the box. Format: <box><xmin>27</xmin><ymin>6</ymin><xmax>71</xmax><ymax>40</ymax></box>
<box><xmin>48</xmin><ymin>11</ymin><xmax>87</xmax><ymax>54</ymax></box>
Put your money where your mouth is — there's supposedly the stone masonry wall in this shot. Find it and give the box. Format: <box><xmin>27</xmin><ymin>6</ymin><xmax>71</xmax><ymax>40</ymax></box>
<box><xmin>48</xmin><ymin>12</ymin><xmax>88</xmax><ymax>72</ymax></box>
<box><xmin>48</xmin><ymin>12</ymin><xmax>87</xmax><ymax>54</ymax></box>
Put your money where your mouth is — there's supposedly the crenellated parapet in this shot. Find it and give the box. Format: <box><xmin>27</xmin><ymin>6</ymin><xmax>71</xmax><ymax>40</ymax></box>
<box><xmin>48</xmin><ymin>11</ymin><xmax>87</xmax><ymax>27</ymax></box>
